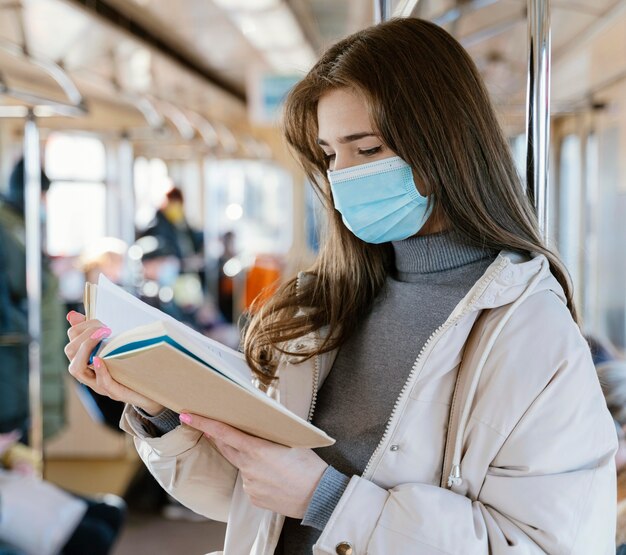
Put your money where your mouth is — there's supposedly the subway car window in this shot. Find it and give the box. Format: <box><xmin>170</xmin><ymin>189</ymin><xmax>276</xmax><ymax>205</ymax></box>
<box><xmin>133</xmin><ymin>156</ymin><xmax>171</xmax><ymax>229</ymax></box>
<box><xmin>205</xmin><ymin>159</ymin><xmax>293</xmax><ymax>255</ymax></box>
<box><xmin>2</xmin><ymin>1</ymin><xmax>626</xmax><ymax>554</ymax></box>
<box><xmin>558</xmin><ymin>133</ymin><xmax>583</xmax><ymax>302</ymax></box>
<box><xmin>45</xmin><ymin>134</ymin><xmax>107</xmax><ymax>256</ymax></box>
<box><xmin>595</xmin><ymin>125</ymin><xmax>625</xmax><ymax>349</ymax></box>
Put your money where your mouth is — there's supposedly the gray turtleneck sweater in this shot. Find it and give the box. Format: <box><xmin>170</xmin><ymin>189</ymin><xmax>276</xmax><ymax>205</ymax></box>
<box><xmin>276</xmin><ymin>231</ymin><xmax>497</xmax><ymax>554</ymax></box>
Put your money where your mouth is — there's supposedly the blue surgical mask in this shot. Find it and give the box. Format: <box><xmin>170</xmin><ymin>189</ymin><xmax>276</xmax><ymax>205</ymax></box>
<box><xmin>327</xmin><ymin>156</ymin><xmax>431</xmax><ymax>244</ymax></box>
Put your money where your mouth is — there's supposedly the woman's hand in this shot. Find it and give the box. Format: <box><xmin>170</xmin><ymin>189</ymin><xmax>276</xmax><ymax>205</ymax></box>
<box><xmin>179</xmin><ymin>413</ymin><xmax>329</xmax><ymax>519</ymax></box>
<box><xmin>64</xmin><ymin>311</ymin><xmax>165</xmax><ymax>416</ymax></box>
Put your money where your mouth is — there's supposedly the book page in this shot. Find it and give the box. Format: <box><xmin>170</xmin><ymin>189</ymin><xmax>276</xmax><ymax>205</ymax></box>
<box><xmin>94</xmin><ymin>275</ymin><xmax>252</xmax><ymax>384</ymax></box>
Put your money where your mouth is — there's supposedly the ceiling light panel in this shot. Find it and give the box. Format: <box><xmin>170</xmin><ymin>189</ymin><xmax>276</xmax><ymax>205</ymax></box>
<box><xmin>233</xmin><ymin>5</ymin><xmax>305</xmax><ymax>50</ymax></box>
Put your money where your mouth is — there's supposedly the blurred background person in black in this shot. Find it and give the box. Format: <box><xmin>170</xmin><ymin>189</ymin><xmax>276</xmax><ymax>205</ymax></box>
<box><xmin>140</xmin><ymin>186</ymin><xmax>203</xmax><ymax>275</ymax></box>
<box><xmin>218</xmin><ymin>230</ymin><xmax>236</xmax><ymax>324</ymax></box>
<box><xmin>589</xmin><ymin>335</ymin><xmax>626</xmax><ymax>552</ymax></box>
<box><xmin>0</xmin><ymin>157</ymin><xmax>66</xmax><ymax>442</ymax></box>
<box><xmin>0</xmin><ymin>158</ymin><xmax>126</xmax><ymax>555</ymax></box>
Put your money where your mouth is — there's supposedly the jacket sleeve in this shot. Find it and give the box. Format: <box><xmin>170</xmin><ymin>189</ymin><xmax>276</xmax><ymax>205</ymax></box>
<box><xmin>120</xmin><ymin>404</ymin><xmax>238</xmax><ymax>522</ymax></box>
<box><xmin>313</xmin><ymin>308</ymin><xmax>617</xmax><ymax>554</ymax></box>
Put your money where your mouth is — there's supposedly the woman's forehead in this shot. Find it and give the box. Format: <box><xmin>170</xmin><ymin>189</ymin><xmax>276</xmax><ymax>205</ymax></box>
<box><xmin>317</xmin><ymin>88</ymin><xmax>373</xmax><ymax>142</ymax></box>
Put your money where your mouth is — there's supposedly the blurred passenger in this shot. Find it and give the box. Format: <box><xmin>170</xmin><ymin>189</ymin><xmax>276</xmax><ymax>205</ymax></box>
<box><xmin>140</xmin><ymin>186</ymin><xmax>203</xmax><ymax>272</ymax></box>
<box><xmin>79</xmin><ymin>237</ymin><xmax>127</xmax><ymax>286</ymax></box>
<box><xmin>0</xmin><ymin>158</ymin><xmax>66</xmax><ymax>440</ymax></box>
<box><xmin>66</xmin><ymin>18</ymin><xmax>617</xmax><ymax>554</ymax></box>
<box><xmin>135</xmin><ymin>235</ymin><xmax>226</xmax><ymax>337</ymax></box>
<box><xmin>218</xmin><ymin>231</ymin><xmax>236</xmax><ymax>323</ymax></box>
<box><xmin>593</xmin><ymin>342</ymin><xmax>626</xmax><ymax>550</ymax></box>
<box><xmin>598</xmin><ymin>360</ymin><xmax>626</xmax><ymax>471</ymax></box>
<box><xmin>0</xmin><ymin>160</ymin><xmax>126</xmax><ymax>555</ymax></box>
<box><xmin>133</xmin><ymin>235</ymin><xmax>186</xmax><ymax>318</ymax></box>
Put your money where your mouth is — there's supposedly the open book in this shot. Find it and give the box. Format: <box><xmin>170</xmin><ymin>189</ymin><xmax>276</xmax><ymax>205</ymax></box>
<box><xmin>84</xmin><ymin>275</ymin><xmax>334</xmax><ymax>449</ymax></box>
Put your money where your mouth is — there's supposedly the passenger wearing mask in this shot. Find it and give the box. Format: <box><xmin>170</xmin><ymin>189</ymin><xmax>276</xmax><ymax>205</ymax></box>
<box><xmin>133</xmin><ymin>235</ymin><xmax>184</xmax><ymax>316</ymax></box>
<box><xmin>66</xmin><ymin>19</ymin><xmax>616</xmax><ymax>554</ymax></box>
<box><xmin>140</xmin><ymin>186</ymin><xmax>203</xmax><ymax>271</ymax></box>
<box><xmin>0</xmin><ymin>158</ymin><xmax>66</xmax><ymax>440</ymax></box>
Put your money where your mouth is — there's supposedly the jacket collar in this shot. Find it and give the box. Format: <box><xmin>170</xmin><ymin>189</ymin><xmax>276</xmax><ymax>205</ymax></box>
<box><xmin>455</xmin><ymin>251</ymin><xmax>566</xmax><ymax>314</ymax></box>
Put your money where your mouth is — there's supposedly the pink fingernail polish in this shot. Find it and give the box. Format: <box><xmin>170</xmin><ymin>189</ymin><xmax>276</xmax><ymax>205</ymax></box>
<box><xmin>91</xmin><ymin>327</ymin><xmax>111</xmax><ymax>340</ymax></box>
<box><xmin>93</xmin><ymin>357</ymin><xmax>103</xmax><ymax>370</ymax></box>
<box><xmin>179</xmin><ymin>413</ymin><xmax>192</xmax><ymax>425</ymax></box>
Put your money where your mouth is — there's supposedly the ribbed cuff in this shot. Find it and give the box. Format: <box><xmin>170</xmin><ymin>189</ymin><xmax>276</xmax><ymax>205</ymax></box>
<box><xmin>301</xmin><ymin>466</ymin><xmax>351</xmax><ymax>531</ymax></box>
<box><xmin>134</xmin><ymin>406</ymin><xmax>180</xmax><ymax>437</ymax></box>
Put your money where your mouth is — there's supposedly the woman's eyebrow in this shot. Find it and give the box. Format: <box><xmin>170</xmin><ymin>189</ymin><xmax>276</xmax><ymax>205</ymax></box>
<box><xmin>316</xmin><ymin>132</ymin><xmax>378</xmax><ymax>146</ymax></box>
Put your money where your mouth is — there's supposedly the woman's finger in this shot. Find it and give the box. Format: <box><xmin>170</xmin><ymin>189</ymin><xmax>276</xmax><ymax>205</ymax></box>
<box><xmin>67</xmin><ymin>317</ymin><xmax>103</xmax><ymax>341</ymax></box>
<box><xmin>93</xmin><ymin>357</ymin><xmax>137</xmax><ymax>403</ymax></box>
<box><xmin>179</xmin><ymin>413</ymin><xmax>262</xmax><ymax>453</ymax></box>
<box><xmin>90</xmin><ymin>357</ymin><xmax>164</xmax><ymax>413</ymax></box>
<box><xmin>93</xmin><ymin>357</ymin><xmax>117</xmax><ymax>398</ymax></box>
<box><xmin>67</xmin><ymin>326</ymin><xmax>111</xmax><ymax>385</ymax></box>
<box><xmin>66</xmin><ymin>310</ymin><xmax>86</xmax><ymax>327</ymax></box>
<box><xmin>65</xmin><ymin>323</ymin><xmax>109</xmax><ymax>362</ymax></box>
<box><xmin>68</xmin><ymin>358</ymin><xmax>97</xmax><ymax>388</ymax></box>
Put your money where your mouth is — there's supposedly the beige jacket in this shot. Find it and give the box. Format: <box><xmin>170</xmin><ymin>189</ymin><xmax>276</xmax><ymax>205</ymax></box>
<box><xmin>120</xmin><ymin>252</ymin><xmax>617</xmax><ymax>554</ymax></box>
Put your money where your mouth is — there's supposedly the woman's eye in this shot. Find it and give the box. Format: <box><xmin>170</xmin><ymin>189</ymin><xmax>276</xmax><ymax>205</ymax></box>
<box><xmin>324</xmin><ymin>153</ymin><xmax>336</xmax><ymax>162</ymax></box>
<box><xmin>358</xmin><ymin>146</ymin><xmax>383</xmax><ymax>157</ymax></box>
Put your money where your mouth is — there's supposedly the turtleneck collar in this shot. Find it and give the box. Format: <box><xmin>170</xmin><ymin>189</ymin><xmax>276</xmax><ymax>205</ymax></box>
<box><xmin>392</xmin><ymin>231</ymin><xmax>496</xmax><ymax>277</ymax></box>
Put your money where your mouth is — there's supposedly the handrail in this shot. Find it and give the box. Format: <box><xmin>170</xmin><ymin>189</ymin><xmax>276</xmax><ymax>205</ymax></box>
<box><xmin>0</xmin><ymin>38</ymin><xmax>87</xmax><ymax>115</ymax></box>
<box><xmin>152</xmin><ymin>98</ymin><xmax>195</xmax><ymax>141</ymax></box>
<box><xmin>213</xmin><ymin>122</ymin><xmax>239</xmax><ymax>155</ymax></box>
<box><xmin>123</xmin><ymin>94</ymin><xmax>165</xmax><ymax>130</ymax></box>
<box><xmin>0</xmin><ymin>74</ymin><xmax>86</xmax><ymax>117</ymax></box>
<box><xmin>185</xmin><ymin>110</ymin><xmax>220</xmax><ymax>149</ymax></box>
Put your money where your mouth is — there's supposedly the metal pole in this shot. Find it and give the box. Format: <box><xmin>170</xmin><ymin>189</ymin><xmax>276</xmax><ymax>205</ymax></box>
<box><xmin>24</xmin><ymin>111</ymin><xmax>43</xmax><ymax>473</ymax></box>
<box><xmin>118</xmin><ymin>136</ymin><xmax>135</xmax><ymax>287</ymax></box>
<box><xmin>525</xmin><ymin>0</ymin><xmax>551</xmax><ymax>240</ymax></box>
<box><xmin>374</xmin><ymin>0</ymin><xmax>393</xmax><ymax>23</ymax></box>
<box><xmin>203</xmin><ymin>157</ymin><xmax>220</xmax><ymax>301</ymax></box>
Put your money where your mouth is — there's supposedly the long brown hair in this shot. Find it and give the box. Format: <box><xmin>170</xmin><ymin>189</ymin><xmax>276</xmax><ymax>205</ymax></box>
<box><xmin>243</xmin><ymin>18</ymin><xmax>576</xmax><ymax>384</ymax></box>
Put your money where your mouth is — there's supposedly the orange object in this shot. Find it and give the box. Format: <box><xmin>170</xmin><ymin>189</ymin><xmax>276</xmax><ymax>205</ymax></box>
<box><xmin>245</xmin><ymin>255</ymin><xmax>282</xmax><ymax>310</ymax></box>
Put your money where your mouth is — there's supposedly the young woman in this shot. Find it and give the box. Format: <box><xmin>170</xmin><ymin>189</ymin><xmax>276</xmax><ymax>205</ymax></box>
<box><xmin>65</xmin><ymin>18</ymin><xmax>617</xmax><ymax>554</ymax></box>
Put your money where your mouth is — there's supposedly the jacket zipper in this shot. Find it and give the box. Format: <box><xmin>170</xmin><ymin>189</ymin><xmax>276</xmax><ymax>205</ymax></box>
<box><xmin>362</xmin><ymin>255</ymin><xmax>509</xmax><ymax>479</ymax></box>
<box><xmin>308</xmin><ymin>334</ymin><xmax>321</xmax><ymax>422</ymax></box>
<box><xmin>294</xmin><ymin>272</ymin><xmax>321</xmax><ymax>423</ymax></box>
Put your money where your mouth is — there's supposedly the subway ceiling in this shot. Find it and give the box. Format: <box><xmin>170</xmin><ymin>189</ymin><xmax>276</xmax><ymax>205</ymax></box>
<box><xmin>0</xmin><ymin>0</ymin><xmax>624</xmax><ymax>135</ymax></box>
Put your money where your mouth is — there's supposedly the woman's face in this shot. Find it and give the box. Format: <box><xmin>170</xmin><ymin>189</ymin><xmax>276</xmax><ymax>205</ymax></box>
<box><xmin>317</xmin><ymin>87</ymin><xmax>394</xmax><ymax>172</ymax></box>
<box><xmin>316</xmin><ymin>87</ymin><xmax>442</xmax><ymax>234</ymax></box>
